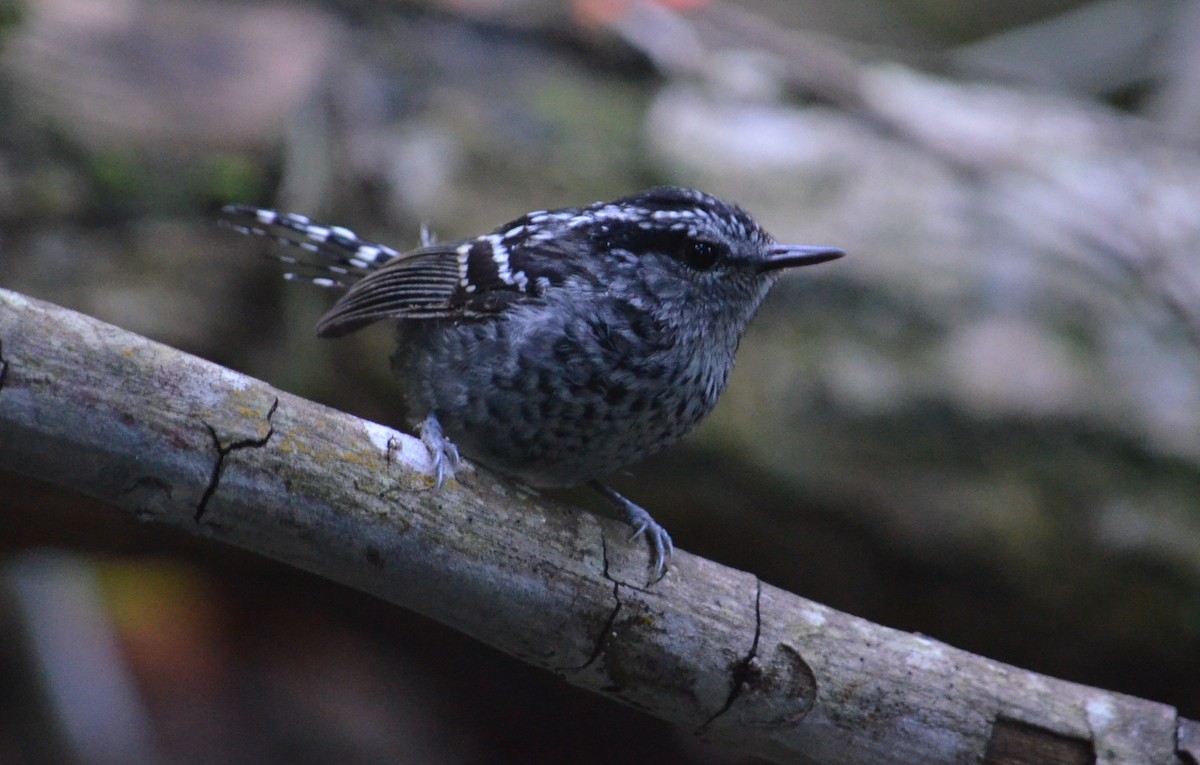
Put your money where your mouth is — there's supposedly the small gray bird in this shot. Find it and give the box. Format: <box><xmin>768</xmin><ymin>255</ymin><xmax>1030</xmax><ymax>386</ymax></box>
<box><xmin>221</xmin><ymin>187</ymin><xmax>843</xmax><ymax>576</ymax></box>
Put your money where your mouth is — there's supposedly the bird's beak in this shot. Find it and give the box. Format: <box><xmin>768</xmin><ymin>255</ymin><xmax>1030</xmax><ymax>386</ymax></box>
<box><xmin>761</xmin><ymin>245</ymin><xmax>845</xmax><ymax>272</ymax></box>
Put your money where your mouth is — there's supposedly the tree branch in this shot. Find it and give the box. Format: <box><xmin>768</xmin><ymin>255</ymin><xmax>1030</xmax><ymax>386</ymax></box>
<box><xmin>0</xmin><ymin>287</ymin><xmax>1190</xmax><ymax>764</ymax></box>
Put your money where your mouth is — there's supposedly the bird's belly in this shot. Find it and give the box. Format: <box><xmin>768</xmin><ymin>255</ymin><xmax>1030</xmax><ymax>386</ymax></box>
<box><xmin>398</xmin><ymin>328</ymin><xmax>724</xmax><ymax>489</ymax></box>
<box><xmin>395</xmin><ymin>313</ymin><xmax>731</xmax><ymax>488</ymax></box>
<box><xmin>445</xmin><ymin>378</ymin><xmax>719</xmax><ymax>488</ymax></box>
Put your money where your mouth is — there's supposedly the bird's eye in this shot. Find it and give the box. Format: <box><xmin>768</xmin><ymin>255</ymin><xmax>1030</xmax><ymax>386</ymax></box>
<box><xmin>602</xmin><ymin>227</ymin><xmax>727</xmax><ymax>271</ymax></box>
<box><xmin>654</xmin><ymin>231</ymin><xmax>726</xmax><ymax>271</ymax></box>
<box><xmin>682</xmin><ymin>240</ymin><xmax>721</xmax><ymax>270</ymax></box>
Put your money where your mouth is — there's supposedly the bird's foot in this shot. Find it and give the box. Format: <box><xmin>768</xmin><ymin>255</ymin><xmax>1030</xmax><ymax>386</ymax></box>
<box><xmin>419</xmin><ymin>414</ymin><xmax>461</xmax><ymax>488</ymax></box>
<box><xmin>589</xmin><ymin>481</ymin><xmax>674</xmax><ymax>580</ymax></box>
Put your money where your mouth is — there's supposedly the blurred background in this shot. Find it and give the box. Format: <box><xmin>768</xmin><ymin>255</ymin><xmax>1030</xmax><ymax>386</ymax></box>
<box><xmin>3</xmin><ymin>0</ymin><xmax>1200</xmax><ymax>762</ymax></box>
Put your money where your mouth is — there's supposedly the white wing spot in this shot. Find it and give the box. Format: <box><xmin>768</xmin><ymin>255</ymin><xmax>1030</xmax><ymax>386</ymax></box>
<box><xmin>487</xmin><ymin>234</ymin><xmax>516</xmax><ymax>285</ymax></box>
<box><xmin>456</xmin><ymin>243</ymin><xmax>471</xmax><ymax>287</ymax></box>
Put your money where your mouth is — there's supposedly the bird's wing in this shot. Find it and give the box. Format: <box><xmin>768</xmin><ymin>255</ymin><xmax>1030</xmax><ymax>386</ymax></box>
<box><xmin>315</xmin><ymin>233</ymin><xmax>592</xmax><ymax>337</ymax></box>
<box><xmin>220</xmin><ymin>202</ymin><xmax>602</xmax><ymax>338</ymax></box>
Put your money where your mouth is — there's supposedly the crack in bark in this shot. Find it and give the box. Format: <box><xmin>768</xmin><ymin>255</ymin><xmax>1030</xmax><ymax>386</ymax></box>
<box><xmin>578</xmin><ymin>532</ymin><xmax>622</xmax><ymax>671</ymax></box>
<box><xmin>195</xmin><ymin>397</ymin><xmax>279</xmax><ymax>522</ymax></box>
<box><xmin>700</xmin><ymin>576</ymin><xmax>763</xmax><ymax>730</ymax></box>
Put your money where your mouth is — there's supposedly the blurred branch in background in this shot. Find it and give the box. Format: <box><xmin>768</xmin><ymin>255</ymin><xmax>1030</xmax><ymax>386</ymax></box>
<box><xmin>3</xmin><ymin>0</ymin><xmax>338</xmax><ymax>150</ymax></box>
<box><xmin>1146</xmin><ymin>0</ymin><xmax>1200</xmax><ymax>142</ymax></box>
<box><xmin>948</xmin><ymin>0</ymin><xmax>1174</xmax><ymax>96</ymax></box>
<box><xmin>2</xmin><ymin>554</ymin><xmax>163</xmax><ymax>765</ymax></box>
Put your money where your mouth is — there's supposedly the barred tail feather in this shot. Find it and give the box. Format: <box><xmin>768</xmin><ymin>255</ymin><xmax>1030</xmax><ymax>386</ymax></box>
<box><xmin>219</xmin><ymin>204</ymin><xmax>403</xmax><ymax>288</ymax></box>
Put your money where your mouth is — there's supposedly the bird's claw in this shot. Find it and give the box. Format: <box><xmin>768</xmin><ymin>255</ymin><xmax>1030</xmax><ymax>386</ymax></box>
<box><xmin>629</xmin><ymin>518</ymin><xmax>674</xmax><ymax>580</ymax></box>
<box><xmin>419</xmin><ymin>414</ymin><xmax>461</xmax><ymax>488</ymax></box>
<box><xmin>591</xmin><ymin>481</ymin><xmax>673</xmax><ymax>579</ymax></box>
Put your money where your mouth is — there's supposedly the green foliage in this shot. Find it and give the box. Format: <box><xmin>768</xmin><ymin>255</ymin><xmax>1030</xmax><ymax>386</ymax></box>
<box><xmin>85</xmin><ymin>149</ymin><xmax>268</xmax><ymax>218</ymax></box>
<box><xmin>0</xmin><ymin>0</ymin><xmax>23</xmax><ymax>35</ymax></box>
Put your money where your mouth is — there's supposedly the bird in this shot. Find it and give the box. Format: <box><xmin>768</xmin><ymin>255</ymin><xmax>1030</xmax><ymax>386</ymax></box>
<box><xmin>220</xmin><ymin>186</ymin><xmax>843</xmax><ymax>577</ymax></box>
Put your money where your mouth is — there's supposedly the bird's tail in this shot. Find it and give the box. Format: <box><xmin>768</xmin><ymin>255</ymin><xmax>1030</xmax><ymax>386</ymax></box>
<box><xmin>219</xmin><ymin>204</ymin><xmax>403</xmax><ymax>289</ymax></box>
